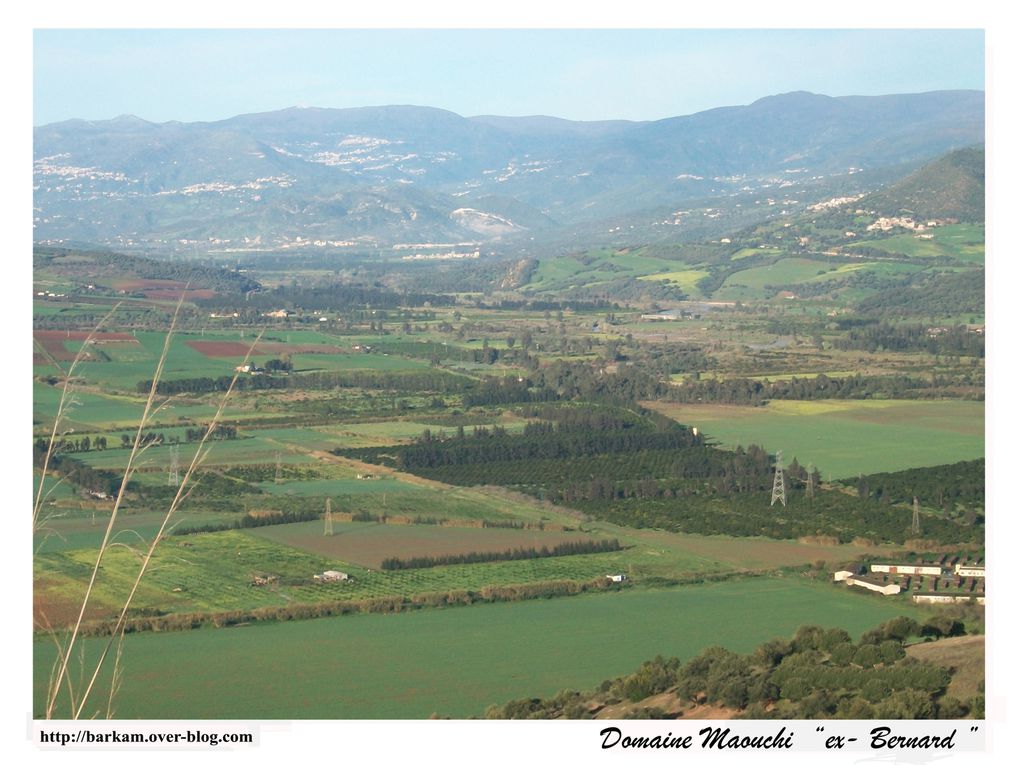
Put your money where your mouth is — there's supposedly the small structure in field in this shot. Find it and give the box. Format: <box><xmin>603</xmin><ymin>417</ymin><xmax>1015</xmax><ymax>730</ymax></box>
<box><xmin>314</xmin><ymin>570</ymin><xmax>349</xmax><ymax>583</ymax></box>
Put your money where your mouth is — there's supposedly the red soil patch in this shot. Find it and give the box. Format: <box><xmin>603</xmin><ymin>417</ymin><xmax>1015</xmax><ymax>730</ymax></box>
<box><xmin>187</xmin><ymin>340</ymin><xmax>345</xmax><ymax>358</ymax></box>
<box><xmin>34</xmin><ymin>578</ymin><xmax>113</xmax><ymax>630</ymax></box>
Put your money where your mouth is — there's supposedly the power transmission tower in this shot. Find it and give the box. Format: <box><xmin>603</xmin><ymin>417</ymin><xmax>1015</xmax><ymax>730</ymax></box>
<box><xmin>770</xmin><ymin>450</ymin><xmax>787</xmax><ymax>507</ymax></box>
<box><xmin>324</xmin><ymin>497</ymin><xmax>334</xmax><ymax>536</ymax></box>
<box><xmin>167</xmin><ymin>444</ymin><xmax>180</xmax><ymax>487</ymax></box>
<box><xmin>275</xmin><ymin>452</ymin><xmax>282</xmax><ymax>484</ymax></box>
<box><xmin>806</xmin><ymin>462</ymin><xmax>815</xmax><ymax>501</ymax></box>
<box><xmin>912</xmin><ymin>496</ymin><xmax>921</xmax><ymax>535</ymax></box>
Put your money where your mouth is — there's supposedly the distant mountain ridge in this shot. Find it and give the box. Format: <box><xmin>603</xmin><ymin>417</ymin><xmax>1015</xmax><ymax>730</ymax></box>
<box><xmin>33</xmin><ymin>90</ymin><xmax>984</xmax><ymax>253</ymax></box>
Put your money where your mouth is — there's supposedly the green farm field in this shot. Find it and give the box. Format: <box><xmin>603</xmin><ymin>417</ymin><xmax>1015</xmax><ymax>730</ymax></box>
<box><xmin>713</xmin><ymin>258</ymin><xmax>924</xmax><ymax>301</ymax></box>
<box><xmin>34</xmin><ymin>328</ymin><xmax>428</xmax><ymax>392</ymax></box>
<box><xmin>66</xmin><ymin>435</ymin><xmax>316</xmax><ymax>470</ymax></box>
<box><xmin>35</xmin><ymin>577</ymin><xmax>919</xmax><ymax>719</ymax></box>
<box><xmin>637</xmin><ymin>268</ymin><xmax>711</xmax><ymax>295</ymax></box>
<box><xmin>849</xmin><ymin>224</ymin><xmax>984</xmax><ymax>264</ymax></box>
<box><xmin>714</xmin><ymin>258</ymin><xmax>829</xmax><ymax>300</ymax></box>
<box><xmin>645</xmin><ymin>399</ymin><xmax>984</xmax><ymax>479</ymax></box>
<box><xmin>523</xmin><ymin>249</ymin><xmax>692</xmax><ymax>293</ymax></box>
<box><xmin>33</xmin><ymin>510</ymin><xmax>240</xmax><ymax>554</ymax></box>
<box><xmin>32</xmin><ymin>381</ymin><xmax>233</xmax><ymax>431</ymax></box>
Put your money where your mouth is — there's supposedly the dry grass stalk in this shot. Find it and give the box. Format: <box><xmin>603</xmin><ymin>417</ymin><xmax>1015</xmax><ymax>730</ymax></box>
<box><xmin>68</xmin><ymin>330</ymin><xmax>264</xmax><ymax>719</ymax></box>
<box><xmin>44</xmin><ymin>297</ymin><xmax>187</xmax><ymax>719</ymax></box>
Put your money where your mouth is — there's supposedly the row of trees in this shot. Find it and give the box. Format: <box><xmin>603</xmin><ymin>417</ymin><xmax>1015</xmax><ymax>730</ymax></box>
<box><xmin>36</xmin><ymin>435</ymin><xmax>110</xmax><ymax>453</ymax></box>
<box><xmin>140</xmin><ymin>368</ymin><xmax>473</xmax><ymax>396</ymax></box>
<box><xmin>379</xmin><ymin>539</ymin><xmax>622</xmax><ymax>570</ymax></box>
<box><xmin>348</xmin><ymin>428</ymin><xmax>703</xmax><ymax>473</ymax></box>
<box><xmin>32</xmin><ymin>445</ymin><xmax>120</xmax><ymax>497</ymax></box>
<box><xmin>200</xmin><ymin>282</ymin><xmax>454</xmax><ymax>314</ymax></box>
<box><xmin>667</xmin><ymin>372</ymin><xmax>971</xmax><ymax>406</ymax></box>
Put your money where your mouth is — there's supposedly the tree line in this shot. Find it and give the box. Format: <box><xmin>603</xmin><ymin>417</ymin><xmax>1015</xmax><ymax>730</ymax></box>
<box><xmin>379</xmin><ymin>538</ymin><xmax>622</xmax><ymax>570</ymax></box>
<box><xmin>199</xmin><ymin>282</ymin><xmax>454</xmax><ymax>313</ymax></box>
<box><xmin>139</xmin><ymin>368</ymin><xmax>474</xmax><ymax>396</ymax></box>
<box><xmin>667</xmin><ymin>372</ymin><xmax>979</xmax><ymax>406</ymax></box>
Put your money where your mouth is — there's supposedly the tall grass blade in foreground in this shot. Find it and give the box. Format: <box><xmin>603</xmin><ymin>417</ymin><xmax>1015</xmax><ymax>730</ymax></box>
<box><xmin>33</xmin><ymin>304</ymin><xmax>121</xmax><ymax>533</ymax></box>
<box><xmin>72</xmin><ymin>331</ymin><xmax>264</xmax><ymax>719</ymax></box>
<box><xmin>44</xmin><ymin>297</ymin><xmax>186</xmax><ymax>719</ymax></box>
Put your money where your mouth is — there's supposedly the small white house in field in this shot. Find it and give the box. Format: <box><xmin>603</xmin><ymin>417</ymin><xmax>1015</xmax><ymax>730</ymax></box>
<box><xmin>315</xmin><ymin>570</ymin><xmax>349</xmax><ymax>583</ymax></box>
<box><xmin>870</xmin><ymin>563</ymin><xmax>942</xmax><ymax>576</ymax></box>
<box><xmin>606</xmin><ymin>574</ymin><xmax>628</xmax><ymax>583</ymax></box>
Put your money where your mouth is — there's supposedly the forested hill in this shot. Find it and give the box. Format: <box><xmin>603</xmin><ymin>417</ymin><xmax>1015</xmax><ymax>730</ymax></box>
<box><xmin>859</xmin><ymin>146</ymin><xmax>984</xmax><ymax>222</ymax></box>
<box><xmin>33</xmin><ymin>247</ymin><xmax>261</xmax><ymax>295</ymax></box>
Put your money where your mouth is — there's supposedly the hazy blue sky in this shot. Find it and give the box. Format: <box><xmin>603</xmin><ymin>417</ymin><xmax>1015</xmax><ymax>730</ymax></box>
<box><xmin>34</xmin><ymin>29</ymin><xmax>984</xmax><ymax>126</ymax></box>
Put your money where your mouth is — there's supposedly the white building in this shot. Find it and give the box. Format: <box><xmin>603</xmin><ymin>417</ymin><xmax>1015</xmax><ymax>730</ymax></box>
<box><xmin>953</xmin><ymin>564</ymin><xmax>985</xmax><ymax>578</ymax></box>
<box><xmin>870</xmin><ymin>563</ymin><xmax>942</xmax><ymax>577</ymax></box>
<box><xmin>913</xmin><ymin>593</ymin><xmax>985</xmax><ymax>606</ymax></box>
<box><xmin>834</xmin><ymin>571</ymin><xmax>900</xmax><ymax>595</ymax></box>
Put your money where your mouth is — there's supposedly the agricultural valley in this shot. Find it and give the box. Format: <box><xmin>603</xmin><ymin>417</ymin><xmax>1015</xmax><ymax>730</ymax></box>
<box><xmin>33</xmin><ymin>94</ymin><xmax>985</xmax><ymax>721</ymax></box>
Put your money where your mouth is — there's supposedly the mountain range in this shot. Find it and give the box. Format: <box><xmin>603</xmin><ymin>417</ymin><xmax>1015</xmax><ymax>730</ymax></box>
<box><xmin>33</xmin><ymin>90</ymin><xmax>984</xmax><ymax>254</ymax></box>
